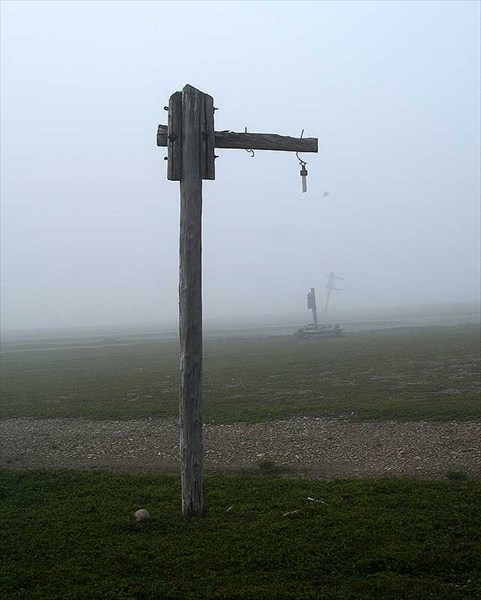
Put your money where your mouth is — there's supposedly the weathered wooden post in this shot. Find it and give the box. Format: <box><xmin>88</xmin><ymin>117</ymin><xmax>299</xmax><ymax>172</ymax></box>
<box><xmin>157</xmin><ymin>84</ymin><xmax>318</xmax><ymax>517</ymax></box>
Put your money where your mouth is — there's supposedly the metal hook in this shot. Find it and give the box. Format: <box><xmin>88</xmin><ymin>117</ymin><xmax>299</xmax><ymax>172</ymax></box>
<box><xmin>296</xmin><ymin>129</ymin><xmax>308</xmax><ymax>193</ymax></box>
<box><xmin>296</xmin><ymin>129</ymin><xmax>307</xmax><ymax>168</ymax></box>
<box><xmin>245</xmin><ymin>127</ymin><xmax>255</xmax><ymax>157</ymax></box>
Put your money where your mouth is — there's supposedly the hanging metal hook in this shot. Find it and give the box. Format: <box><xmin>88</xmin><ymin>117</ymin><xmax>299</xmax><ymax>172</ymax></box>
<box><xmin>295</xmin><ymin>129</ymin><xmax>307</xmax><ymax>168</ymax></box>
<box><xmin>296</xmin><ymin>129</ymin><xmax>308</xmax><ymax>193</ymax></box>
<box><xmin>244</xmin><ymin>127</ymin><xmax>255</xmax><ymax>157</ymax></box>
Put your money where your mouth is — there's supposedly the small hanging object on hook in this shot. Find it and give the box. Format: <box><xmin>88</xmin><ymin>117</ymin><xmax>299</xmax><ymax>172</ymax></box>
<box><xmin>299</xmin><ymin>159</ymin><xmax>308</xmax><ymax>193</ymax></box>
<box><xmin>244</xmin><ymin>127</ymin><xmax>255</xmax><ymax>157</ymax></box>
<box><xmin>296</xmin><ymin>130</ymin><xmax>308</xmax><ymax>193</ymax></box>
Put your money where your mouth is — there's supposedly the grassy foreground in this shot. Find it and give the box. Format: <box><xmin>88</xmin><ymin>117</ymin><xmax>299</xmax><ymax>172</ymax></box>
<box><xmin>1</xmin><ymin>325</ymin><xmax>480</xmax><ymax>423</ymax></box>
<box><xmin>1</xmin><ymin>470</ymin><xmax>480</xmax><ymax>599</ymax></box>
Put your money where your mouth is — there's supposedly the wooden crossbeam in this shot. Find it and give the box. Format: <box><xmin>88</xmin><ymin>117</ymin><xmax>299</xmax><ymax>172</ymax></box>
<box><xmin>157</xmin><ymin>124</ymin><xmax>318</xmax><ymax>153</ymax></box>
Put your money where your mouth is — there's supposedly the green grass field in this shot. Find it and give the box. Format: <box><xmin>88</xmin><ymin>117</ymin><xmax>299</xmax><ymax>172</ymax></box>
<box><xmin>1</xmin><ymin>325</ymin><xmax>480</xmax><ymax>423</ymax></box>
<box><xmin>1</xmin><ymin>325</ymin><xmax>480</xmax><ymax>598</ymax></box>
<box><xmin>1</xmin><ymin>470</ymin><xmax>480</xmax><ymax>600</ymax></box>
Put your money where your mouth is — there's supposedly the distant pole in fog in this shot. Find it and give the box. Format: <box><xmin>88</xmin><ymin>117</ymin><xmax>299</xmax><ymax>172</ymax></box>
<box><xmin>307</xmin><ymin>288</ymin><xmax>319</xmax><ymax>328</ymax></box>
<box><xmin>324</xmin><ymin>271</ymin><xmax>344</xmax><ymax>322</ymax></box>
<box><xmin>157</xmin><ymin>84</ymin><xmax>318</xmax><ymax>517</ymax></box>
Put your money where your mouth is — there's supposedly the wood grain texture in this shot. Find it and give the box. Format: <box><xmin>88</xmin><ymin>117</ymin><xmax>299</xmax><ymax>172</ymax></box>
<box><xmin>157</xmin><ymin>124</ymin><xmax>168</xmax><ymax>146</ymax></box>
<box><xmin>167</xmin><ymin>91</ymin><xmax>182</xmax><ymax>181</ymax></box>
<box><xmin>200</xmin><ymin>93</ymin><xmax>215</xmax><ymax>180</ymax></box>
<box><xmin>179</xmin><ymin>84</ymin><xmax>204</xmax><ymax>517</ymax></box>
<box><xmin>214</xmin><ymin>131</ymin><xmax>318</xmax><ymax>153</ymax></box>
<box><xmin>157</xmin><ymin>124</ymin><xmax>318</xmax><ymax>154</ymax></box>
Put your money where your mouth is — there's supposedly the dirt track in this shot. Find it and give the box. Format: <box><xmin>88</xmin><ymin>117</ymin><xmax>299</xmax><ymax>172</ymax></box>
<box><xmin>1</xmin><ymin>417</ymin><xmax>480</xmax><ymax>479</ymax></box>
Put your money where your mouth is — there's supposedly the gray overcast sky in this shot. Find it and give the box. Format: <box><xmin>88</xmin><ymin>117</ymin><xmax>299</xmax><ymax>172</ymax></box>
<box><xmin>1</xmin><ymin>0</ymin><xmax>480</xmax><ymax>330</ymax></box>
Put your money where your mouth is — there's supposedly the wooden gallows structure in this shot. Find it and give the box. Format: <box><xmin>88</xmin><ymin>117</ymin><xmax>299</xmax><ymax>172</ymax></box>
<box><xmin>157</xmin><ymin>84</ymin><xmax>318</xmax><ymax>516</ymax></box>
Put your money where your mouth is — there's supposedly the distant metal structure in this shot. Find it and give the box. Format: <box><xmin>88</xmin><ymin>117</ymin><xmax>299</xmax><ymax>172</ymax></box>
<box><xmin>294</xmin><ymin>283</ymin><xmax>345</xmax><ymax>339</ymax></box>
<box><xmin>324</xmin><ymin>271</ymin><xmax>344</xmax><ymax>322</ymax></box>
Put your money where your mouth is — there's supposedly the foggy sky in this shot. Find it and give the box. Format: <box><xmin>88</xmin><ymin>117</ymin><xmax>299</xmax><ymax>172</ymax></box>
<box><xmin>1</xmin><ymin>0</ymin><xmax>480</xmax><ymax>330</ymax></box>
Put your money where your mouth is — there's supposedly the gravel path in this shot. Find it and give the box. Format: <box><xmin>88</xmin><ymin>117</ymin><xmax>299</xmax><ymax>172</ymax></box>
<box><xmin>1</xmin><ymin>418</ymin><xmax>480</xmax><ymax>479</ymax></box>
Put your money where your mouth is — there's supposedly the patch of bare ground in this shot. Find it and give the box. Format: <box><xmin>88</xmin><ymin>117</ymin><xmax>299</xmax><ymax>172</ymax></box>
<box><xmin>1</xmin><ymin>417</ymin><xmax>480</xmax><ymax>479</ymax></box>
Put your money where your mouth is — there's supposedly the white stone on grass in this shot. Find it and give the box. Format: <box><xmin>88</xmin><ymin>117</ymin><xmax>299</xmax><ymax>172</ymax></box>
<box><xmin>134</xmin><ymin>509</ymin><xmax>151</xmax><ymax>522</ymax></box>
